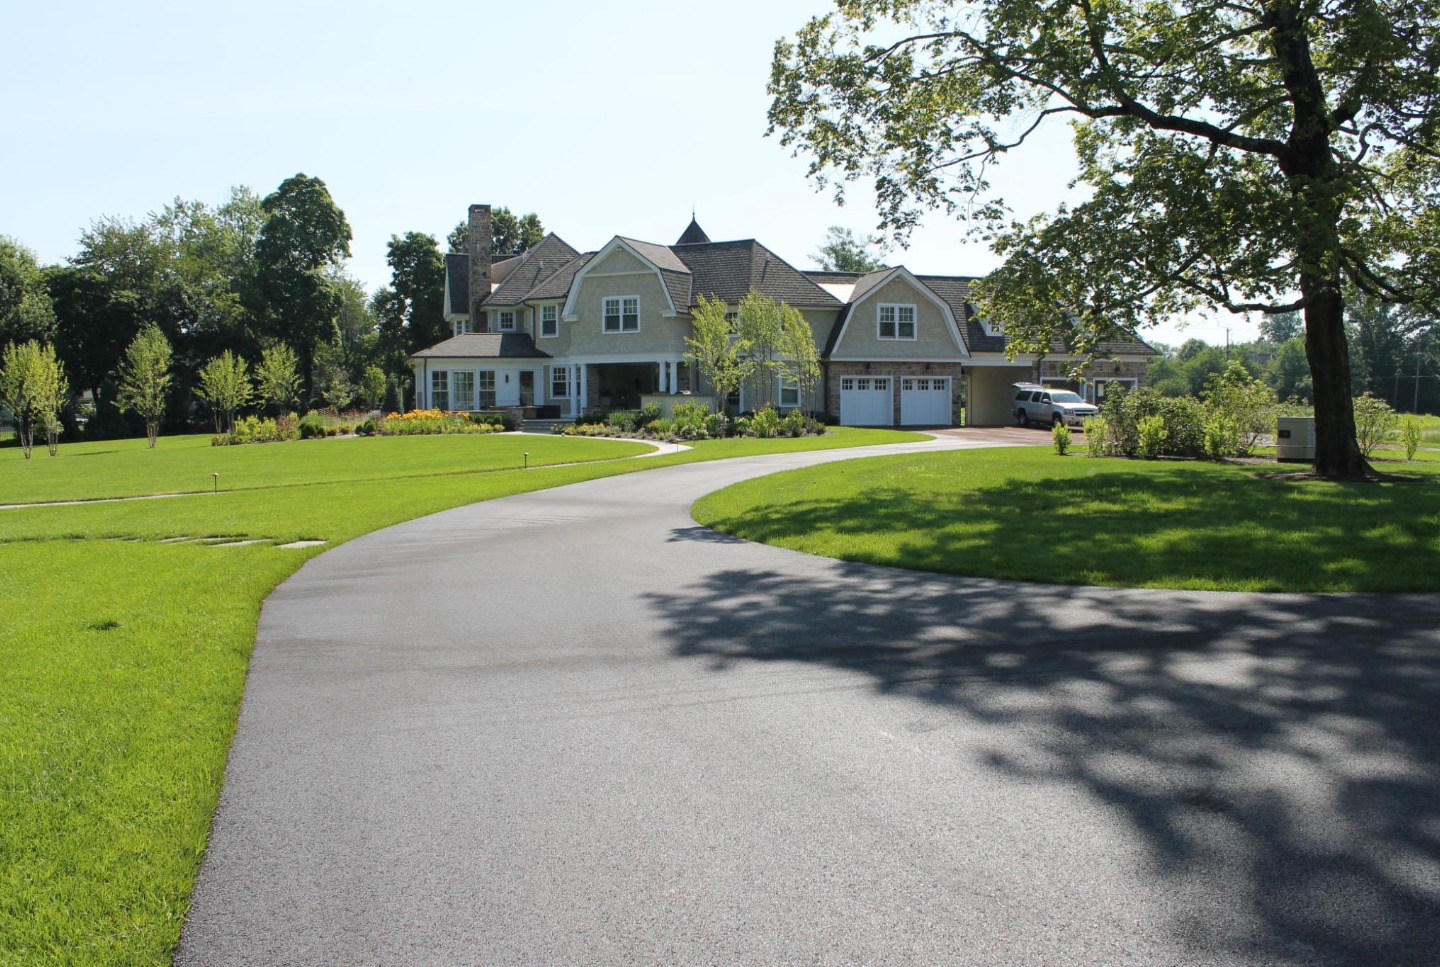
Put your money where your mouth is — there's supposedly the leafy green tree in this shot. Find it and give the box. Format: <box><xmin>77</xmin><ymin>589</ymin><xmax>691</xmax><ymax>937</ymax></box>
<box><xmin>810</xmin><ymin>226</ymin><xmax>887</xmax><ymax>273</ymax></box>
<box><xmin>769</xmin><ymin>0</ymin><xmax>1440</xmax><ymax>477</ymax></box>
<box><xmin>252</xmin><ymin>174</ymin><xmax>352</xmax><ymax>402</ymax></box>
<box><xmin>255</xmin><ymin>342</ymin><xmax>301</xmax><ymax>414</ymax></box>
<box><xmin>775</xmin><ymin>305</ymin><xmax>822</xmax><ymax>413</ymax></box>
<box><xmin>1267</xmin><ymin>337</ymin><xmax>1313</xmax><ymax>403</ymax></box>
<box><xmin>449</xmin><ymin>208</ymin><xmax>545</xmax><ymax>256</ymax></box>
<box><xmin>492</xmin><ymin>208</ymin><xmax>543</xmax><ymax>256</ymax></box>
<box><xmin>195</xmin><ymin>351</ymin><xmax>252</xmax><ymax>434</ymax></box>
<box><xmin>386</xmin><ymin>232</ymin><xmax>448</xmax><ymax>353</ymax></box>
<box><xmin>1260</xmin><ymin>311</ymin><xmax>1303</xmax><ymax>345</ymax></box>
<box><xmin>115</xmin><ymin>325</ymin><xmax>172</xmax><ymax>448</ymax></box>
<box><xmin>0</xmin><ymin>340</ymin><xmax>67</xmax><ymax>458</ymax></box>
<box><xmin>1203</xmin><ymin>361</ymin><xmax>1276</xmax><ymax>455</ymax></box>
<box><xmin>313</xmin><ymin>340</ymin><xmax>355</xmax><ymax>410</ymax></box>
<box><xmin>736</xmin><ymin>291</ymin><xmax>790</xmax><ymax>409</ymax></box>
<box><xmin>685</xmin><ymin>294</ymin><xmax>753</xmax><ymax>413</ymax></box>
<box><xmin>357</xmin><ymin>365</ymin><xmax>387</xmax><ymax>410</ymax></box>
<box><xmin>0</xmin><ymin>237</ymin><xmax>57</xmax><ymax>348</ymax></box>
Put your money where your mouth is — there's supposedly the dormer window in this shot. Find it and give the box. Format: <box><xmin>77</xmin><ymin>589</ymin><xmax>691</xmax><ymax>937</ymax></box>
<box><xmin>603</xmin><ymin>296</ymin><xmax>639</xmax><ymax>332</ymax></box>
<box><xmin>498</xmin><ymin>310</ymin><xmax>516</xmax><ymax>332</ymax></box>
<box><xmin>540</xmin><ymin>305</ymin><xmax>558</xmax><ymax>337</ymax></box>
<box><xmin>878</xmin><ymin>304</ymin><xmax>916</xmax><ymax>340</ymax></box>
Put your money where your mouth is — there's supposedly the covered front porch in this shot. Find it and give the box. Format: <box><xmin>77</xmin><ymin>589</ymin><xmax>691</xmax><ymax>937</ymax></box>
<box><xmin>561</xmin><ymin>355</ymin><xmax>691</xmax><ymax>417</ymax></box>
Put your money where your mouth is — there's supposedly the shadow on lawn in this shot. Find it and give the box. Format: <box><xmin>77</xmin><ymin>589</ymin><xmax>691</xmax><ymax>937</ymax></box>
<box><xmin>642</xmin><ymin>556</ymin><xmax>1440</xmax><ymax>965</ymax></box>
<box><xmin>700</xmin><ymin>463</ymin><xmax>1440</xmax><ymax>590</ymax></box>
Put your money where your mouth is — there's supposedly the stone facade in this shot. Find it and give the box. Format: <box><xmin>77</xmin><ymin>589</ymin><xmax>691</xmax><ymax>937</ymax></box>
<box><xmin>825</xmin><ymin>360</ymin><xmax>966</xmax><ymax>425</ymax></box>
<box><xmin>467</xmin><ymin>204</ymin><xmax>492</xmax><ymax>324</ymax></box>
<box><xmin>1039</xmin><ymin>358</ymin><xmax>1148</xmax><ymax>387</ymax></box>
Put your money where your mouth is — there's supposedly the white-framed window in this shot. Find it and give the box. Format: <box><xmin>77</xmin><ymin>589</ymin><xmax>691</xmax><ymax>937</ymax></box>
<box><xmin>498</xmin><ymin>310</ymin><xmax>516</xmax><ymax>332</ymax></box>
<box><xmin>878</xmin><ymin>304</ymin><xmax>917</xmax><ymax>340</ymax></box>
<box><xmin>1092</xmin><ymin>377</ymin><xmax>1136</xmax><ymax>405</ymax></box>
<box><xmin>451</xmin><ymin>371</ymin><xmax>476</xmax><ymax>410</ymax></box>
<box><xmin>540</xmin><ymin>305</ymin><xmax>558</xmax><ymax>337</ymax></box>
<box><xmin>478</xmin><ymin>370</ymin><xmax>496</xmax><ymax>408</ymax></box>
<box><xmin>454</xmin><ymin>317</ymin><xmax>476</xmax><ymax>336</ymax></box>
<box><xmin>778</xmin><ymin>378</ymin><xmax>800</xmax><ymax>409</ymax></box>
<box><xmin>430</xmin><ymin>370</ymin><xmax>449</xmax><ymax>411</ymax></box>
<box><xmin>603</xmin><ymin>296</ymin><xmax>639</xmax><ymax>332</ymax></box>
<box><xmin>550</xmin><ymin>366</ymin><xmax>569</xmax><ymax>399</ymax></box>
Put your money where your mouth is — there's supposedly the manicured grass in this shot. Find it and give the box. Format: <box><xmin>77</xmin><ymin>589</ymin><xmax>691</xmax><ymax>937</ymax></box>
<box><xmin>693</xmin><ymin>448</ymin><xmax>1440</xmax><ymax>592</ymax></box>
<box><xmin>0</xmin><ymin>432</ymin><xmax>654</xmax><ymax>504</ymax></box>
<box><xmin>0</xmin><ymin>425</ymin><xmax>924</xmax><ymax>966</ymax></box>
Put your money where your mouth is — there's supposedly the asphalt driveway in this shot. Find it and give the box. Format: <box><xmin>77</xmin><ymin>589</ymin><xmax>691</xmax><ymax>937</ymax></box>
<box><xmin>178</xmin><ymin>438</ymin><xmax>1440</xmax><ymax>966</ymax></box>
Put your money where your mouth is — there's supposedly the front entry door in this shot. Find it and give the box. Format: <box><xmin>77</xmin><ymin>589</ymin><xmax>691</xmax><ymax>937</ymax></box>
<box><xmin>519</xmin><ymin>371</ymin><xmax>535</xmax><ymax>407</ymax></box>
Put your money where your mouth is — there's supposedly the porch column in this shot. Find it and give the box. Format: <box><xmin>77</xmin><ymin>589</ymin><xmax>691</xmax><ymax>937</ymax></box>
<box><xmin>661</xmin><ymin>360</ymin><xmax>671</xmax><ymax>394</ymax></box>
<box><xmin>578</xmin><ymin>364</ymin><xmax>589</xmax><ymax>414</ymax></box>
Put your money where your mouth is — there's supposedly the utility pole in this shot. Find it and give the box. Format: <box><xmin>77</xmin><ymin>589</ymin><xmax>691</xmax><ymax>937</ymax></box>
<box><xmin>1416</xmin><ymin>352</ymin><xmax>1424</xmax><ymax>413</ymax></box>
<box><xmin>1225</xmin><ymin>328</ymin><xmax>1231</xmax><ymax>359</ymax></box>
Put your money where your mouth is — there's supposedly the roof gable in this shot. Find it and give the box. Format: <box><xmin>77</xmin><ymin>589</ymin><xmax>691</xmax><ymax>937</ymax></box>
<box><xmin>482</xmin><ymin>233</ymin><xmax>581</xmax><ymax>307</ymax></box>
<box><xmin>562</xmin><ymin>237</ymin><xmax>688</xmax><ymax>320</ymax></box>
<box><xmin>826</xmin><ymin>267</ymin><xmax>969</xmax><ymax>358</ymax></box>
<box><xmin>670</xmin><ymin>239</ymin><xmax>841</xmax><ymax>309</ymax></box>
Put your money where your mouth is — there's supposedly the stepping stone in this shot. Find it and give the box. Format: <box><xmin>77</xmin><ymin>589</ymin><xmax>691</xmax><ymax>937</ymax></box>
<box><xmin>278</xmin><ymin>540</ymin><xmax>328</xmax><ymax>549</ymax></box>
<box><xmin>211</xmin><ymin>539</ymin><xmax>265</xmax><ymax>547</ymax></box>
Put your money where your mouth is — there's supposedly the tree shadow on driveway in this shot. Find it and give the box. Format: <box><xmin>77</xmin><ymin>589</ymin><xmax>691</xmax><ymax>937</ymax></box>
<box><xmin>640</xmin><ymin>563</ymin><xmax>1440</xmax><ymax>966</ymax></box>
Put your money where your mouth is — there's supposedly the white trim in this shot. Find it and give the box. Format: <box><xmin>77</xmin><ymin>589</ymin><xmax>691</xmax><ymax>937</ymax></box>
<box><xmin>497</xmin><ymin>310</ymin><xmax>516</xmax><ymax>332</ymax></box>
<box><xmin>778</xmin><ymin>376</ymin><xmax>801</xmax><ymax>410</ymax></box>
<box><xmin>561</xmin><ymin>237</ymin><xmax>681</xmax><ymax>321</ymax></box>
<box><xmin>539</xmin><ymin>304</ymin><xmax>559</xmax><ymax>338</ymax></box>
<box><xmin>601</xmin><ymin>295</ymin><xmax>640</xmax><ymax>333</ymax></box>
<box><xmin>831</xmin><ymin>267</ymin><xmax>970</xmax><ymax>358</ymax></box>
<box><xmin>877</xmin><ymin>303</ymin><xmax>918</xmax><ymax>341</ymax></box>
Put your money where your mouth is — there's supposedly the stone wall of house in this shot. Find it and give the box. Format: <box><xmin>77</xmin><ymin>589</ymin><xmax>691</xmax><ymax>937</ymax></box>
<box><xmin>1039</xmin><ymin>358</ymin><xmax>1148</xmax><ymax>387</ymax></box>
<box><xmin>824</xmin><ymin>360</ymin><xmax>965</xmax><ymax>425</ymax></box>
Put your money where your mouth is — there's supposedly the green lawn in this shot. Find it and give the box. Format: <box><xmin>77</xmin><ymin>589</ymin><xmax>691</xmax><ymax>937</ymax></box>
<box><xmin>693</xmin><ymin>448</ymin><xmax>1440</xmax><ymax>592</ymax></box>
<box><xmin>0</xmin><ymin>426</ymin><xmax>923</xmax><ymax>966</ymax></box>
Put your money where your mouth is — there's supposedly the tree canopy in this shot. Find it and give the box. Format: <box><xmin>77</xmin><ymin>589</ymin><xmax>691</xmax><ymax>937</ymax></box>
<box><xmin>252</xmin><ymin>174</ymin><xmax>352</xmax><ymax>401</ymax></box>
<box><xmin>811</xmin><ymin>226</ymin><xmax>888</xmax><ymax>273</ymax></box>
<box><xmin>448</xmin><ymin>207</ymin><xmax>545</xmax><ymax>257</ymax></box>
<box><xmin>769</xmin><ymin>0</ymin><xmax>1440</xmax><ymax>476</ymax></box>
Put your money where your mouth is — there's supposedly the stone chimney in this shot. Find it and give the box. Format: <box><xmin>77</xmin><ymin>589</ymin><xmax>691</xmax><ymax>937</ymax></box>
<box><xmin>467</xmin><ymin>204</ymin><xmax>492</xmax><ymax>331</ymax></box>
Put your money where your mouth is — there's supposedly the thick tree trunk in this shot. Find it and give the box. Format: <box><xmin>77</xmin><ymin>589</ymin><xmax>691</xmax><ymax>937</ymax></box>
<box><xmin>1301</xmin><ymin>274</ymin><xmax>1369</xmax><ymax>478</ymax></box>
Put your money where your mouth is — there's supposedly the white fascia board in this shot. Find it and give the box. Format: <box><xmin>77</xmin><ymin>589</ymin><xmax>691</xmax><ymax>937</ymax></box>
<box><xmin>831</xmin><ymin>267</ymin><xmax>970</xmax><ymax>359</ymax></box>
<box><xmin>561</xmin><ymin>237</ymin><xmax>680</xmax><ymax>321</ymax></box>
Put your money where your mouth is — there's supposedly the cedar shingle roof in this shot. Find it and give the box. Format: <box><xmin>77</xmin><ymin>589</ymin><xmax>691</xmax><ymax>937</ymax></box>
<box><xmin>445</xmin><ymin>253</ymin><xmax>469</xmax><ymax>315</ymax></box>
<box><xmin>675</xmin><ymin>217</ymin><xmax>711</xmax><ymax>245</ymax></box>
<box><xmin>408</xmin><ymin>333</ymin><xmax>552</xmax><ymax>360</ymax></box>
<box><xmin>672</xmin><ymin>240</ymin><xmax>841</xmax><ymax>308</ymax></box>
<box><xmin>482</xmin><ymin>234</ymin><xmax>580</xmax><ymax>307</ymax></box>
<box><xmin>527</xmin><ymin>252</ymin><xmax>595</xmax><ymax>301</ymax></box>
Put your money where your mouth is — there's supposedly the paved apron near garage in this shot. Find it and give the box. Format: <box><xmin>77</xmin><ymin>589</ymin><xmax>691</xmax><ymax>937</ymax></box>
<box><xmin>178</xmin><ymin>435</ymin><xmax>1440</xmax><ymax>966</ymax></box>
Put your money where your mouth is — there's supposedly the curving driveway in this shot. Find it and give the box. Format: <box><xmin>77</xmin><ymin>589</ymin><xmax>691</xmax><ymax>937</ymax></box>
<box><xmin>178</xmin><ymin>435</ymin><xmax>1440</xmax><ymax>966</ymax></box>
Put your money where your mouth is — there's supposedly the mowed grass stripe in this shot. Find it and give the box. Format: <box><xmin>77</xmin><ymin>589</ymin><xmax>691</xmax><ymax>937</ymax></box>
<box><xmin>691</xmin><ymin>447</ymin><xmax>1440</xmax><ymax>593</ymax></box>
<box><xmin>0</xmin><ymin>426</ymin><xmax>926</xmax><ymax>966</ymax></box>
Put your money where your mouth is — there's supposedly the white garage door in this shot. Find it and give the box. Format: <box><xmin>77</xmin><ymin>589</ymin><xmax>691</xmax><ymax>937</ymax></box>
<box><xmin>900</xmin><ymin>377</ymin><xmax>952</xmax><ymax>426</ymax></box>
<box><xmin>839</xmin><ymin>376</ymin><xmax>893</xmax><ymax>426</ymax></box>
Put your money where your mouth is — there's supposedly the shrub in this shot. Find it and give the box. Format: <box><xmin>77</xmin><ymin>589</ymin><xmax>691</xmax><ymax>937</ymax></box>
<box><xmin>1051</xmin><ymin>422</ymin><xmax>1072</xmax><ymax>455</ymax></box>
<box><xmin>607</xmin><ymin>410</ymin><xmax>639</xmax><ymax>433</ymax></box>
<box><xmin>650</xmin><ymin>417</ymin><xmax>676</xmax><ymax>439</ymax></box>
<box><xmin>748</xmin><ymin>406</ymin><xmax>782</xmax><ymax>439</ymax></box>
<box><xmin>1202</xmin><ymin>414</ymin><xmax>1241</xmax><ymax>460</ymax></box>
<box><xmin>781</xmin><ymin>409</ymin><xmax>807</xmax><ymax>437</ymax></box>
<box><xmin>1203</xmin><ymin>362</ymin><xmax>1276</xmax><ymax>455</ymax></box>
<box><xmin>1353</xmin><ymin>393</ymin><xmax>1397</xmax><ymax>458</ymax></box>
<box><xmin>376</xmin><ymin>409</ymin><xmax>504</xmax><ymax>436</ymax></box>
<box><xmin>637</xmin><ymin>402</ymin><xmax>663</xmax><ymax>428</ymax></box>
<box><xmin>672</xmin><ymin>401</ymin><xmax>713</xmax><ymax>439</ymax></box>
<box><xmin>1102</xmin><ymin>387</ymin><xmax>1204</xmax><ymax>457</ymax></box>
<box><xmin>1137</xmin><ymin>414</ymin><xmax>1168</xmax><ymax>459</ymax></box>
<box><xmin>297</xmin><ymin>411</ymin><xmax>327</xmax><ymax>440</ymax></box>
<box><xmin>1400</xmin><ymin>416</ymin><xmax>1423</xmax><ymax>461</ymax></box>
<box><xmin>1082</xmin><ymin>415</ymin><xmax>1108</xmax><ymax>456</ymax></box>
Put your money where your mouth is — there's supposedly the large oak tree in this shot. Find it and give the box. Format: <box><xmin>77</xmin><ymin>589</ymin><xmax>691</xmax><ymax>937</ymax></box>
<box><xmin>769</xmin><ymin>0</ymin><xmax>1440</xmax><ymax>477</ymax></box>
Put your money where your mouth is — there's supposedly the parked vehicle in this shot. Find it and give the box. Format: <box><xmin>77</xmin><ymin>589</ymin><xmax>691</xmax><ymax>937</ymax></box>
<box><xmin>1011</xmin><ymin>383</ymin><xmax>1098</xmax><ymax>428</ymax></box>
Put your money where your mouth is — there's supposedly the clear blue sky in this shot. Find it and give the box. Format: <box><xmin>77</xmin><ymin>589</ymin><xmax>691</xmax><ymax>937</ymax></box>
<box><xmin>2</xmin><ymin>0</ymin><xmax>1251</xmax><ymax>348</ymax></box>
